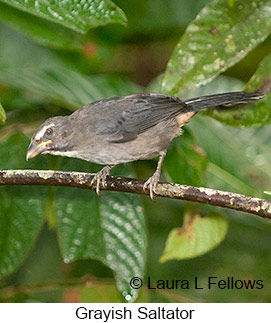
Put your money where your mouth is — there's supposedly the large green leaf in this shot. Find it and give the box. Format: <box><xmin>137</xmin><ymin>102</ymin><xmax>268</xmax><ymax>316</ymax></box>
<box><xmin>56</xmin><ymin>189</ymin><xmax>146</xmax><ymax>302</ymax></box>
<box><xmin>205</xmin><ymin>54</ymin><xmax>271</xmax><ymax>126</ymax></box>
<box><xmin>0</xmin><ymin>2</ymin><xmax>86</xmax><ymax>50</ymax></box>
<box><xmin>160</xmin><ymin>211</ymin><xmax>228</xmax><ymax>262</ymax></box>
<box><xmin>0</xmin><ymin>25</ymin><xmax>142</xmax><ymax>110</ymax></box>
<box><xmin>0</xmin><ymin>0</ymin><xmax>127</xmax><ymax>33</ymax></box>
<box><xmin>162</xmin><ymin>0</ymin><xmax>271</xmax><ymax>96</ymax></box>
<box><xmin>0</xmin><ymin>133</ymin><xmax>47</xmax><ymax>279</ymax></box>
<box><xmin>163</xmin><ymin>129</ymin><xmax>207</xmax><ymax>186</ymax></box>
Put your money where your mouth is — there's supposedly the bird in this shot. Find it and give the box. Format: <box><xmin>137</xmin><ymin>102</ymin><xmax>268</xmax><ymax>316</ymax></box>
<box><xmin>26</xmin><ymin>82</ymin><xmax>270</xmax><ymax>199</ymax></box>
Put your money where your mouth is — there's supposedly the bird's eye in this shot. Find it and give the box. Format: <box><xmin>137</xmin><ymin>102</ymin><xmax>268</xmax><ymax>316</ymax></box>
<box><xmin>45</xmin><ymin>128</ymin><xmax>53</xmax><ymax>136</ymax></box>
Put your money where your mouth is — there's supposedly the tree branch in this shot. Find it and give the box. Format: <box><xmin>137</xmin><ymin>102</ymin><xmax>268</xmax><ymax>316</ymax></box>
<box><xmin>0</xmin><ymin>169</ymin><xmax>270</xmax><ymax>219</ymax></box>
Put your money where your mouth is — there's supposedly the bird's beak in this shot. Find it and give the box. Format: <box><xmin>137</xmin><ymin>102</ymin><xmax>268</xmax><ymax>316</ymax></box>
<box><xmin>26</xmin><ymin>140</ymin><xmax>52</xmax><ymax>161</ymax></box>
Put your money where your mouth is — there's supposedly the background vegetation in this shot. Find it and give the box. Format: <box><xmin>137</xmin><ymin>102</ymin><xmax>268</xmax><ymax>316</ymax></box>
<box><xmin>0</xmin><ymin>0</ymin><xmax>271</xmax><ymax>302</ymax></box>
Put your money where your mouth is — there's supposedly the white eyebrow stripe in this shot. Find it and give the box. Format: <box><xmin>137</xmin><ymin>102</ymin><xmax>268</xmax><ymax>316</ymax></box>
<box><xmin>35</xmin><ymin>124</ymin><xmax>55</xmax><ymax>140</ymax></box>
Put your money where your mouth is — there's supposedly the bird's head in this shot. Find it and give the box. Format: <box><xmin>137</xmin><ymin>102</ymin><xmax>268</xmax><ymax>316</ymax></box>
<box><xmin>26</xmin><ymin>116</ymin><xmax>74</xmax><ymax>160</ymax></box>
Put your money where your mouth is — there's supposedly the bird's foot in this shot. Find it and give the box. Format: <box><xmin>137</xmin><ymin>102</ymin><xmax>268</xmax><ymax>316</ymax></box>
<box><xmin>143</xmin><ymin>171</ymin><xmax>161</xmax><ymax>200</ymax></box>
<box><xmin>91</xmin><ymin>165</ymin><xmax>112</xmax><ymax>195</ymax></box>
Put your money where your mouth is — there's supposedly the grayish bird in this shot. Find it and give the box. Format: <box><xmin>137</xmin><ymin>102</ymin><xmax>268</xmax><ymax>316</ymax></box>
<box><xmin>26</xmin><ymin>84</ymin><xmax>270</xmax><ymax>198</ymax></box>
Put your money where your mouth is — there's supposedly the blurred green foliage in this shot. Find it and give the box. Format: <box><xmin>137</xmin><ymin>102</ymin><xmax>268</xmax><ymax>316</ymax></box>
<box><xmin>0</xmin><ymin>0</ymin><xmax>271</xmax><ymax>303</ymax></box>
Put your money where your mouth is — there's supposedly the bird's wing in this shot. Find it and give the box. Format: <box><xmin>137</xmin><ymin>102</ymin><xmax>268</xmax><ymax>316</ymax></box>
<box><xmin>95</xmin><ymin>93</ymin><xmax>185</xmax><ymax>143</ymax></box>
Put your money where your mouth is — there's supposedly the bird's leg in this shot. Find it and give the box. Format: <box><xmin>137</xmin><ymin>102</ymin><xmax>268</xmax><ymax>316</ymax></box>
<box><xmin>143</xmin><ymin>151</ymin><xmax>166</xmax><ymax>200</ymax></box>
<box><xmin>91</xmin><ymin>165</ymin><xmax>115</xmax><ymax>195</ymax></box>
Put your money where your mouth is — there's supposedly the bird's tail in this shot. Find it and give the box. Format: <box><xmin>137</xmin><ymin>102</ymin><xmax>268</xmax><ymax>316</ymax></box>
<box><xmin>182</xmin><ymin>78</ymin><xmax>271</xmax><ymax>112</ymax></box>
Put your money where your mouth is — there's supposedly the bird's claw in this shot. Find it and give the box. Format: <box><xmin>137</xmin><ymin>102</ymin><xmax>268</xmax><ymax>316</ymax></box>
<box><xmin>143</xmin><ymin>171</ymin><xmax>160</xmax><ymax>200</ymax></box>
<box><xmin>90</xmin><ymin>166</ymin><xmax>112</xmax><ymax>195</ymax></box>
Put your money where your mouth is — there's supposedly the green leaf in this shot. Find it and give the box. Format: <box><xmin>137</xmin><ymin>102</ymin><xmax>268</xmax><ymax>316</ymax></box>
<box><xmin>163</xmin><ymin>129</ymin><xmax>207</xmax><ymax>186</ymax></box>
<box><xmin>55</xmin><ymin>160</ymin><xmax>146</xmax><ymax>302</ymax></box>
<box><xmin>160</xmin><ymin>212</ymin><xmax>228</xmax><ymax>262</ymax></box>
<box><xmin>0</xmin><ymin>2</ymin><xmax>86</xmax><ymax>50</ymax></box>
<box><xmin>0</xmin><ymin>0</ymin><xmax>127</xmax><ymax>33</ymax></box>
<box><xmin>162</xmin><ymin>0</ymin><xmax>271</xmax><ymax>96</ymax></box>
<box><xmin>0</xmin><ymin>25</ymin><xmax>142</xmax><ymax>110</ymax></box>
<box><xmin>0</xmin><ymin>103</ymin><xmax>6</xmax><ymax>124</ymax></box>
<box><xmin>0</xmin><ymin>133</ymin><xmax>46</xmax><ymax>279</ymax></box>
<box><xmin>205</xmin><ymin>54</ymin><xmax>271</xmax><ymax>127</ymax></box>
